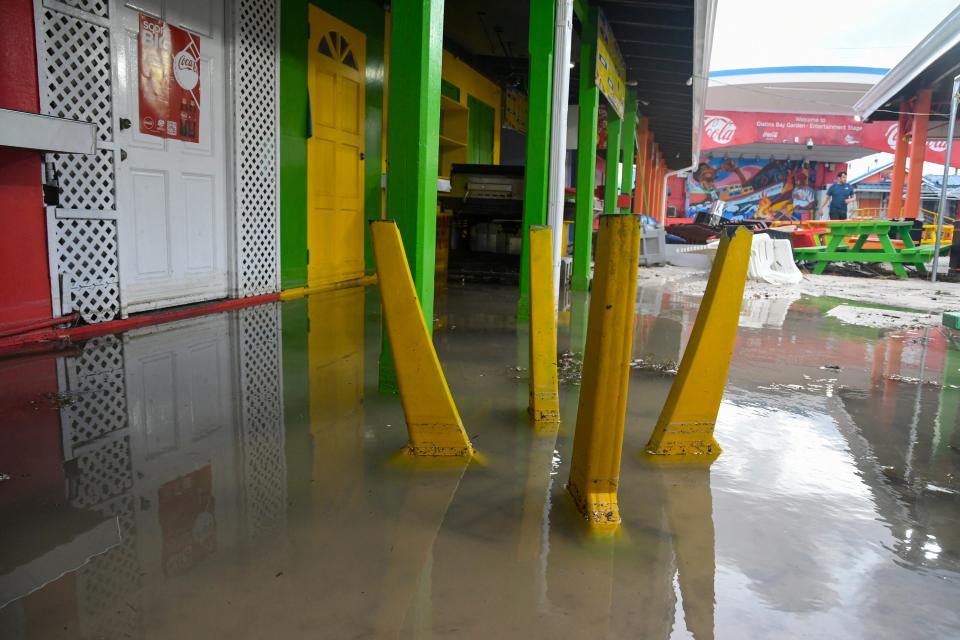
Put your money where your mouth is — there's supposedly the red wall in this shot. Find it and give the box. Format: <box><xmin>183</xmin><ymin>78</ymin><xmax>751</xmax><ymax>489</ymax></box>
<box><xmin>667</xmin><ymin>176</ymin><xmax>685</xmax><ymax>215</ymax></box>
<box><xmin>0</xmin><ymin>354</ymin><xmax>64</xmax><ymax>511</ymax></box>
<box><xmin>0</xmin><ymin>0</ymin><xmax>52</xmax><ymax>333</ymax></box>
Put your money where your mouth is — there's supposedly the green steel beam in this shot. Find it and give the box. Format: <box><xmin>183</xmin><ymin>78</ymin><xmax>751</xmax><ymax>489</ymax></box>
<box><xmin>381</xmin><ymin>0</ymin><xmax>443</xmax><ymax>394</ymax></box>
<box><xmin>572</xmin><ymin>2</ymin><xmax>599</xmax><ymax>292</ymax></box>
<box><xmin>385</xmin><ymin>0</ymin><xmax>443</xmax><ymax>329</ymax></box>
<box><xmin>603</xmin><ymin>106</ymin><xmax>622</xmax><ymax>214</ymax></box>
<box><xmin>619</xmin><ymin>89</ymin><xmax>637</xmax><ymax>213</ymax></box>
<box><xmin>518</xmin><ymin>0</ymin><xmax>556</xmax><ymax>320</ymax></box>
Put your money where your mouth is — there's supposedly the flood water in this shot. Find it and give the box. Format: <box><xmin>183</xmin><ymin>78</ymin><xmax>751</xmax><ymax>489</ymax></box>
<box><xmin>2</xmin><ymin>279</ymin><xmax>959</xmax><ymax>639</ymax></box>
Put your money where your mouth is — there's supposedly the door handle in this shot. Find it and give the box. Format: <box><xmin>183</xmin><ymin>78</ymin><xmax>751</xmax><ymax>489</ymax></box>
<box><xmin>120</xmin><ymin>149</ymin><xmax>128</xmax><ymax>162</ymax></box>
<box><xmin>119</xmin><ymin>117</ymin><xmax>132</xmax><ymax>131</ymax></box>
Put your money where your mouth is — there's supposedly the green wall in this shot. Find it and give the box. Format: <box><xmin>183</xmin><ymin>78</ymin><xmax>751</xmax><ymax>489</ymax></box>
<box><xmin>279</xmin><ymin>0</ymin><xmax>386</xmax><ymax>289</ymax></box>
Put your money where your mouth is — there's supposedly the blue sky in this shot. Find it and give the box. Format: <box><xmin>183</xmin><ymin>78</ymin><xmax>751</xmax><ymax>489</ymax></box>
<box><xmin>711</xmin><ymin>0</ymin><xmax>960</xmax><ymax>72</ymax></box>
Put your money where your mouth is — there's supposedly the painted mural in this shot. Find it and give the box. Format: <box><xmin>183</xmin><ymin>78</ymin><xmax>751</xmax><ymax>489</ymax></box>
<box><xmin>687</xmin><ymin>158</ymin><xmax>820</xmax><ymax>221</ymax></box>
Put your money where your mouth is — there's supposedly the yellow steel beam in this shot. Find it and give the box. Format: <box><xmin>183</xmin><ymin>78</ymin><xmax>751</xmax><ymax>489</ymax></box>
<box><xmin>566</xmin><ymin>214</ymin><xmax>641</xmax><ymax>532</ymax></box>
<box><xmin>645</xmin><ymin>227</ymin><xmax>752</xmax><ymax>459</ymax></box>
<box><xmin>528</xmin><ymin>226</ymin><xmax>560</xmax><ymax>424</ymax></box>
<box><xmin>370</xmin><ymin>220</ymin><xmax>474</xmax><ymax>457</ymax></box>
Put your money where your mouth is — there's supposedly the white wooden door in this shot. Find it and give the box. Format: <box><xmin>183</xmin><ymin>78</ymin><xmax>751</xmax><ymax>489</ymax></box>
<box><xmin>114</xmin><ymin>0</ymin><xmax>229</xmax><ymax>314</ymax></box>
<box><xmin>122</xmin><ymin>314</ymin><xmax>242</xmax><ymax>570</ymax></box>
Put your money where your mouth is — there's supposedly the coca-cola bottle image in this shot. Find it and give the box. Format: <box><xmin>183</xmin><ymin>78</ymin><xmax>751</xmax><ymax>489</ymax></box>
<box><xmin>179</xmin><ymin>96</ymin><xmax>188</xmax><ymax>137</ymax></box>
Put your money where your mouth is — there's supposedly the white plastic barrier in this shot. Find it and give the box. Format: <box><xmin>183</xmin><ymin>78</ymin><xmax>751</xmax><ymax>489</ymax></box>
<box><xmin>748</xmin><ymin>234</ymin><xmax>803</xmax><ymax>285</ymax></box>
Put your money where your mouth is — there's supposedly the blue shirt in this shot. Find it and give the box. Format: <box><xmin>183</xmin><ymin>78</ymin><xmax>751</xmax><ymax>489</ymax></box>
<box><xmin>827</xmin><ymin>183</ymin><xmax>855</xmax><ymax>214</ymax></box>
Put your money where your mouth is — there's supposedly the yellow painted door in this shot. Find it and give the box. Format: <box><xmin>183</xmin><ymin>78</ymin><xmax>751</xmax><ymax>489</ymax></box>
<box><xmin>307</xmin><ymin>7</ymin><xmax>366</xmax><ymax>286</ymax></box>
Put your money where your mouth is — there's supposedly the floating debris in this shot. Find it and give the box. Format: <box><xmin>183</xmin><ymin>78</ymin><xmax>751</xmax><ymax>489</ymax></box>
<box><xmin>630</xmin><ymin>356</ymin><xmax>678</xmax><ymax>376</ymax></box>
<box><xmin>884</xmin><ymin>374</ymin><xmax>957</xmax><ymax>389</ymax></box>
<box><xmin>557</xmin><ymin>351</ymin><xmax>583</xmax><ymax>385</ymax></box>
<box><xmin>36</xmin><ymin>391</ymin><xmax>80</xmax><ymax>408</ymax></box>
<box><xmin>0</xmin><ymin>473</ymin><xmax>10</xmax><ymax>482</ymax></box>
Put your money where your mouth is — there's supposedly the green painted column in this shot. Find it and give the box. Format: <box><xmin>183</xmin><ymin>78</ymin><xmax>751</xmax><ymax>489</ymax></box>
<box><xmin>518</xmin><ymin>0</ymin><xmax>556</xmax><ymax>320</ymax></box>
<box><xmin>386</xmin><ymin>0</ymin><xmax>443</xmax><ymax>328</ymax></box>
<box><xmin>603</xmin><ymin>106</ymin><xmax>622</xmax><ymax>213</ymax></box>
<box><xmin>381</xmin><ymin>0</ymin><xmax>444</xmax><ymax>393</ymax></box>
<box><xmin>618</xmin><ymin>90</ymin><xmax>637</xmax><ymax>213</ymax></box>
<box><xmin>571</xmin><ymin>3</ymin><xmax>599</xmax><ymax>292</ymax></box>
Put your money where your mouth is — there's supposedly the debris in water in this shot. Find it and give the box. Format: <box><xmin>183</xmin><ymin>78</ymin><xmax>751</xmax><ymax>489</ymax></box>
<box><xmin>557</xmin><ymin>351</ymin><xmax>583</xmax><ymax>385</ymax></box>
<box><xmin>0</xmin><ymin>473</ymin><xmax>10</xmax><ymax>482</ymax></box>
<box><xmin>884</xmin><ymin>374</ymin><xmax>955</xmax><ymax>389</ymax></box>
<box><xmin>630</xmin><ymin>356</ymin><xmax>678</xmax><ymax>376</ymax></box>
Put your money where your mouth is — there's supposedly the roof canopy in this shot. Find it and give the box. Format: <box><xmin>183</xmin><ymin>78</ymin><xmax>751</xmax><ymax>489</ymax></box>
<box><xmin>853</xmin><ymin>5</ymin><xmax>960</xmax><ymax>138</ymax></box>
<box><xmin>443</xmin><ymin>0</ymin><xmax>717</xmax><ymax>169</ymax></box>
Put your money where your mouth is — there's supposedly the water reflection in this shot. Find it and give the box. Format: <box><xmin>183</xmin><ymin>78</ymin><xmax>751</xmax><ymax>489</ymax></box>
<box><xmin>1</xmin><ymin>282</ymin><xmax>960</xmax><ymax>638</ymax></box>
<box><xmin>0</xmin><ymin>306</ymin><xmax>287</xmax><ymax>638</ymax></box>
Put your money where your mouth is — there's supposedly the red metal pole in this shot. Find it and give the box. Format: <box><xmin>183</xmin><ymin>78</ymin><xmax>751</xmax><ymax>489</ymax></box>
<box><xmin>904</xmin><ymin>89</ymin><xmax>932</xmax><ymax>220</ymax></box>
<box><xmin>888</xmin><ymin>101</ymin><xmax>910</xmax><ymax>218</ymax></box>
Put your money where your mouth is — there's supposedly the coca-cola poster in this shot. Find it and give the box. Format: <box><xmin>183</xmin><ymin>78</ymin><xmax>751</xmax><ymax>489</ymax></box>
<box><xmin>138</xmin><ymin>14</ymin><xmax>200</xmax><ymax>143</ymax></box>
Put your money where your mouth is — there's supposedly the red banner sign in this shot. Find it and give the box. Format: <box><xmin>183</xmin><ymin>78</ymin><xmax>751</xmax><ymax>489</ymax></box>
<box><xmin>702</xmin><ymin>111</ymin><xmax>867</xmax><ymax>150</ymax></box>
<box><xmin>702</xmin><ymin>110</ymin><xmax>960</xmax><ymax>167</ymax></box>
<box><xmin>138</xmin><ymin>14</ymin><xmax>200</xmax><ymax>143</ymax></box>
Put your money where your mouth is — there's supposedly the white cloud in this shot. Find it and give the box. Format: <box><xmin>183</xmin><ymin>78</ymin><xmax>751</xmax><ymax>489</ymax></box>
<box><xmin>711</xmin><ymin>0</ymin><xmax>960</xmax><ymax>72</ymax></box>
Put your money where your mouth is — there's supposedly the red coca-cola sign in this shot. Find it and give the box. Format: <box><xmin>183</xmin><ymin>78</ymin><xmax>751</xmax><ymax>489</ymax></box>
<box><xmin>703</xmin><ymin>110</ymin><xmax>960</xmax><ymax>168</ymax></box>
<box><xmin>704</xmin><ymin>115</ymin><xmax>737</xmax><ymax>145</ymax></box>
<box><xmin>138</xmin><ymin>14</ymin><xmax>201</xmax><ymax>143</ymax></box>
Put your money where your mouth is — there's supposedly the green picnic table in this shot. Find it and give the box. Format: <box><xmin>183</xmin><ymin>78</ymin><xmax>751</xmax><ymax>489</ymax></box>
<box><xmin>792</xmin><ymin>220</ymin><xmax>945</xmax><ymax>278</ymax></box>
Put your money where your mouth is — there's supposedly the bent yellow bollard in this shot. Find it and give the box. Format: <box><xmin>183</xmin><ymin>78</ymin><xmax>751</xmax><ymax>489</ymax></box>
<box><xmin>566</xmin><ymin>214</ymin><xmax>641</xmax><ymax>531</ymax></box>
<box><xmin>370</xmin><ymin>220</ymin><xmax>473</xmax><ymax>457</ymax></box>
<box><xmin>645</xmin><ymin>226</ymin><xmax>752</xmax><ymax>459</ymax></box>
<box><xmin>528</xmin><ymin>226</ymin><xmax>560</xmax><ymax>423</ymax></box>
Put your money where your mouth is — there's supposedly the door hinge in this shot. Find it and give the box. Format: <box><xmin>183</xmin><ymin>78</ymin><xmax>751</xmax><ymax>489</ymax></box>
<box><xmin>306</xmin><ymin>248</ymin><xmax>310</xmax><ymax>265</ymax></box>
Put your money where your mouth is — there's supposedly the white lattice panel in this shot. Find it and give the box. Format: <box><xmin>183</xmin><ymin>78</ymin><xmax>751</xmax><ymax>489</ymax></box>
<box><xmin>235</xmin><ymin>0</ymin><xmax>280</xmax><ymax>297</ymax></box>
<box><xmin>76</xmin><ymin>495</ymin><xmax>142</xmax><ymax>639</ymax></box>
<box><xmin>57</xmin><ymin>0</ymin><xmax>109</xmax><ymax>18</ymax></box>
<box><xmin>39</xmin><ymin>8</ymin><xmax>114</xmax><ymax>144</ymax></box>
<box><xmin>60</xmin><ymin>335</ymin><xmax>128</xmax><ymax>451</ymax></box>
<box><xmin>71</xmin><ymin>431</ymin><xmax>134</xmax><ymax>508</ymax></box>
<box><xmin>238</xmin><ymin>304</ymin><xmax>286</xmax><ymax>542</ymax></box>
<box><xmin>52</xmin><ymin>147</ymin><xmax>116</xmax><ymax>212</ymax></box>
<box><xmin>38</xmin><ymin>2</ymin><xmax>122</xmax><ymax>323</ymax></box>
<box><xmin>53</xmin><ymin>217</ymin><xmax>121</xmax><ymax>323</ymax></box>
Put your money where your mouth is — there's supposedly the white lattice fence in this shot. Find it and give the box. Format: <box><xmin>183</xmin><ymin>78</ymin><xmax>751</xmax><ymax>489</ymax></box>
<box><xmin>237</xmin><ymin>303</ymin><xmax>286</xmax><ymax>542</ymax></box>
<box><xmin>36</xmin><ymin>0</ymin><xmax>121</xmax><ymax>323</ymax></box>
<box><xmin>57</xmin><ymin>335</ymin><xmax>143</xmax><ymax>636</ymax></box>
<box><xmin>234</xmin><ymin>0</ymin><xmax>280</xmax><ymax>297</ymax></box>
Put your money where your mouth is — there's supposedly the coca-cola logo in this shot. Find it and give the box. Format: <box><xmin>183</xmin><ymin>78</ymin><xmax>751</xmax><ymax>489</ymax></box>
<box><xmin>173</xmin><ymin>48</ymin><xmax>199</xmax><ymax>91</ymax></box>
<box><xmin>704</xmin><ymin>115</ymin><xmax>736</xmax><ymax>145</ymax></box>
<box><xmin>885</xmin><ymin>124</ymin><xmax>899</xmax><ymax>149</ymax></box>
<box><xmin>928</xmin><ymin>140</ymin><xmax>948</xmax><ymax>153</ymax></box>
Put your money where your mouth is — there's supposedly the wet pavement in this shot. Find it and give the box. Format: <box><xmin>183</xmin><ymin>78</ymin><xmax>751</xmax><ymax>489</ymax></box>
<box><xmin>2</xmin><ymin>280</ymin><xmax>960</xmax><ymax>639</ymax></box>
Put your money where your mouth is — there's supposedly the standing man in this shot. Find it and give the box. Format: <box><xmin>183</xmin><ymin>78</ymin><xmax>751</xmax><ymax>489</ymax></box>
<box><xmin>819</xmin><ymin>171</ymin><xmax>856</xmax><ymax>220</ymax></box>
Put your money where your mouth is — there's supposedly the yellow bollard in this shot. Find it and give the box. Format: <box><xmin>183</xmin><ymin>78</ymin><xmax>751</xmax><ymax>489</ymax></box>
<box><xmin>370</xmin><ymin>220</ymin><xmax>473</xmax><ymax>457</ymax></box>
<box><xmin>566</xmin><ymin>214</ymin><xmax>641</xmax><ymax>532</ymax></box>
<box><xmin>645</xmin><ymin>226</ymin><xmax>752</xmax><ymax>459</ymax></box>
<box><xmin>528</xmin><ymin>225</ymin><xmax>560</xmax><ymax>423</ymax></box>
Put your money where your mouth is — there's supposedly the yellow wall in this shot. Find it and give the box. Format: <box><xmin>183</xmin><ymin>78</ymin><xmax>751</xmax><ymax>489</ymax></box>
<box><xmin>442</xmin><ymin>50</ymin><xmax>502</xmax><ymax>165</ymax></box>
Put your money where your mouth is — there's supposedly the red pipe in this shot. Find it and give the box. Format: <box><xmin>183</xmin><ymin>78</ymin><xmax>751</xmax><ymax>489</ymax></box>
<box><xmin>0</xmin><ymin>293</ymin><xmax>280</xmax><ymax>356</ymax></box>
<box><xmin>0</xmin><ymin>313</ymin><xmax>80</xmax><ymax>339</ymax></box>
